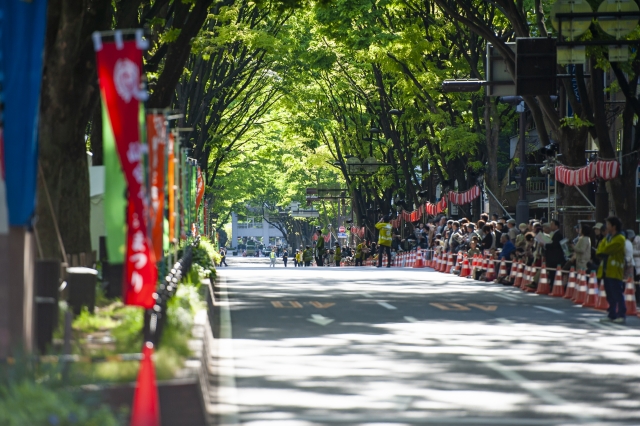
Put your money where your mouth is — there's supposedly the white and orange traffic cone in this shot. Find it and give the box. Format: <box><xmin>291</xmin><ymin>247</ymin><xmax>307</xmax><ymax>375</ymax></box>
<box><xmin>535</xmin><ymin>263</ymin><xmax>550</xmax><ymax>295</ymax></box>
<box><xmin>460</xmin><ymin>255</ymin><xmax>471</xmax><ymax>278</ymax></box>
<box><xmin>496</xmin><ymin>259</ymin><xmax>508</xmax><ymax>282</ymax></box>
<box><xmin>413</xmin><ymin>249</ymin><xmax>423</xmax><ymax>268</ymax></box>
<box><xmin>485</xmin><ymin>257</ymin><xmax>496</xmax><ymax>282</ymax></box>
<box><xmin>563</xmin><ymin>268</ymin><xmax>576</xmax><ymax>299</ymax></box>
<box><xmin>520</xmin><ymin>265</ymin><xmax>532</xmax><ymax>290</ymax></box>
<box><xmin>573</xmin><ymin>273</ymin><xmax>589</xmax><ymax>305</ymax></box>
<box><xmin>582</xmin><ymin>272</ymin><xmax>599</xmax><ymax>308</ymax></box>
<box><xmin>595</xmin><ymin>280</ymin><xmax>609</xmax><ymax>311</ymax></box>
<box><xmin>513</xmin><ymin>262</ymin><xmax>524</xmax><ymax>288</ymax></box>
<box><xmin>550</xmin><ymin>266</ymin><xmax>565</xmax><ymax>297</ymax></box>
<box><xmin>508</xmin><ymin>260</ymin><xmax>519</xmax><ymax>284</ymax></box>
<box><xmin>625</xmin><ymin>277</ymin><xmax>638</xmax><ymax>316</ymax></box>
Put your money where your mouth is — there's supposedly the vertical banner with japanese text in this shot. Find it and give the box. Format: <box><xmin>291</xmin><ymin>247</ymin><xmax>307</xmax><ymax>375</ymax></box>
<box><xmin>146</xmin><ymin>113</ymin><xmax>166</xmax><ymax>260</ymax></box>
<box><xmin>94</xmin><ymin>34</ymin><xmax>157</xmax><ymax>308</ymax></box>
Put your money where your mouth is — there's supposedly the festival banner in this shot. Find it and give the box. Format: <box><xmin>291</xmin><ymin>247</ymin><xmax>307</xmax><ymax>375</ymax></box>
<box><xmin>94</xmin><ymin>32</ymin><xmax>157</xmax><ymax>308</ymax></box>
<box><xmin>102</xmin><ymin>98</ymin><xmax>127</xmax><ymax>262</ymax></box>
<box><xmin>0</xmin><ymin>0</ymin><xmax>48</xmax><ymax>227</ymax></box>
<box><xmin>195</xmin><ymin>166</ymin><xmax>205</xmax><ymax>214</ymax></box>
<box><xmin>146</xmin><ymin>113</ymin><xmax>166</xmax><ymax>260</ymax></box>
<box><xmin>167</xmin><ymin>132</ymin><xmax>176</xmax><ymax>242</ymax></box>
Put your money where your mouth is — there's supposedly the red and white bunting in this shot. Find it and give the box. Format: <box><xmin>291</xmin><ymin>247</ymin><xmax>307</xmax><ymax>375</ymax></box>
<box><xmin>555</xmin><ymin>161</ymin><xmax>619</xmax><ymax>187</ymax></box>
<box><xmin>447</xmin><ymin>185</ymin><xmax>481</xmax><ymax>205</ymax></box>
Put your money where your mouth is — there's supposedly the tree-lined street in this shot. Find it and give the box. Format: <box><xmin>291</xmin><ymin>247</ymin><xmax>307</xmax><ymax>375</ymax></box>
<box><xmin>215</xmin><ymin>263</ymin><xmax>640</xmax><ymax>425</ymax></box>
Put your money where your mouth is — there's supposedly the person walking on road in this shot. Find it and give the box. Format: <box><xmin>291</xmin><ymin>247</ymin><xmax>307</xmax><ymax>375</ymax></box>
<box><xmin>572</xmin><ymin>224</ymin><xmax>591</xmax><ymax>272</ymax></box>
<box><xmin>315</xmin><ymin>229</ymin><xmax>325</xmax><ymax>267</ymax></box>
<box><xmin>220</xmin><ymin>247</ymin><xmax>228</xmax><ymax>267</ymax></box>
<box><xmin>597</xmin><ymin>216</ymin><xmax>627</xmax><ymax>324</ymax></box>
<box><xmin>270</xmin><ymin>249</ymin><xmax>277</xmax><ymax>267</ymax></box>
<box><xmin>376</xmin><ymin>214</ymin><xmax>393</xmax><ymax>268</ymax></box>
<box><xmin>283</xmin><ymin>250</ymin><xmax>288</xmax><ymax>268</ymax></box>
<box><xmin>334</xmin><ymin>245</ymin><xmax>341</xmax><ymax>267</ymax></box>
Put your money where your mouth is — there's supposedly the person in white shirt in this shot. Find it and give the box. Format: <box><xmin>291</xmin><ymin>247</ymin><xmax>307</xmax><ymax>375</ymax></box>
<box><xmin>630</xmin><ymin>230</ymin><xmax>640</xmax><ymax>280</ymax></box>
<box><xmin>624</xmin><ymin>230</ymin><xmax>635</xmax><ymax>279</ymax></box>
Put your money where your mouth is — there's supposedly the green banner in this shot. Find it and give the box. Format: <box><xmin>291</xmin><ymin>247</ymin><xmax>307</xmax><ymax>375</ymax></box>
<box><xmin>102</xmin><ymin>98</ymin><xmax>127</xmax><ymax>263</ymax></box>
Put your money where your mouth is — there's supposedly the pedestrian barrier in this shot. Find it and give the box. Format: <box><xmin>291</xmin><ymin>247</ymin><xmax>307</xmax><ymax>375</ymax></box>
<box><xmin>347</xmin><ymin>247</ymin><xmax>637</xmax><ymax>319</ymax></box>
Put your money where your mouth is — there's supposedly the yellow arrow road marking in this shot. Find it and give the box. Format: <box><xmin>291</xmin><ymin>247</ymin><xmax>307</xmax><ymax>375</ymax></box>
<box><xmin>271</xmin><ymin>301</ymin><xmax>303</xmax><ymax>308</ymax></box>
<box><xmin>308</xmin><ymin>302</ymin><xmax>335</xmax><ymax>309</ymax></box>
<box><xmin>468</xmin><ymin>304</ymin><xmax>498</xmax><ymax>312</ymax></box>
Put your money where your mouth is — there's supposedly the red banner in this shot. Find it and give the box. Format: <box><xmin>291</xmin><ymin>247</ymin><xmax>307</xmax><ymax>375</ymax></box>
<box><xmin>147</xmin><ymin>114</ymin><xmax>166</xmax><ymax>260</ymax></box>
<box><xmin>195</xmin><ymin>166</ymin><xmax>205</xmax><ymax>213</ymax></box>
<box><xmin>95</xmin><ymin>37</ymin><xmax>157</xmax><ymax>308</ymax></box>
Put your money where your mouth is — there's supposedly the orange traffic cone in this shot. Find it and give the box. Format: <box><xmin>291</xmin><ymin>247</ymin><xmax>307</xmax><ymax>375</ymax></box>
<box><xmin>452</xmin><ymin>252</ymin><xmax>463</xmax><ymax>274</ymax></box>
<box><xmin>536</xmin><ymin>264</ymin><xmax>550</xmax><ymax>295</ymax></box>
<box><xmin>508</xmin><ymin>260</ymin><xmax>519</xmax><ymax>284</ymax></box>
<box><xmin>496</xmin><ymin>259</ymin><xmax>508</xmax><ymax>281</ymax></box>
<box><xmin>445</xmin><ymin>253</ymin><xmax>454</xmax><ymax>274</ymax></box>
<box><xmin>564</xmin><ymin>268</ymin><xmax>577</xmax><ymax>299</ymax></box>
<box><xmin>513</xmin><ymin>262</ymin><xmax>524</xmax><ymax>288</ymax></box>
<box><xmin>625</xmin><ymin>278</ymin><xmax>638</xmax><ymax>316</ymax></box>
<box><xmin>485</xmin><ymin>257</ymin><xmax>496</xmax><ymax>281</ymax></box>
<box><xmin>550</xmin><ymin>266</ymin><xmax>565</xmax><ymax>297</ymax></box>
<box><xmin>595</xmin><ymin>280</ymin><xmax>609</xmax><ymax>311</ymax></box>
<box><xmin>582</xmin><ymin>272</ymin><xmax>599</xmax><ymax>308</ymax></box>
<box><xmin>413</xmin><ymin>249</ymin><xmax>423</xmax><ymax>268</ymax></box>
<box><xmin>520</xmin><ymin>265</ymin><xmax>532</xmax><ymax>290</ymax></box>
<box><xmin>573</xmin><ymin>273</ymin><xmax>589</xmax><ymax>305</ymax></box>
<box><xmin>131</xmin><ymin>342</ymin><xmax>160</xmax><ymax>426</ymax></box>
<box><xmin>460</xmin><ymin>255</ymin><xmax>471</xmax><ymax>278</ymax></box>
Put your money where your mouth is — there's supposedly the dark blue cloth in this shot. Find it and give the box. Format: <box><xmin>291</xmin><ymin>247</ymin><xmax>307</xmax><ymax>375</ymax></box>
<box><xmin>0</xmin><ymin>0</ymin><xmax>48</xmax><ymax>226</ymax></box>
<box><xmin>499</xmin><ymin>240</ymin><xmax>515</xmax><ymax>260</ymax></box>
<box><xmin>603</xmin><ymin>278</ymin><xmax>626</xmax><ymax>319</ymax></box>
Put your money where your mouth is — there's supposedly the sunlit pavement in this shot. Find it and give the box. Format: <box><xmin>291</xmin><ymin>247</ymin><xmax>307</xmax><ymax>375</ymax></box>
<box><xmin>214</xmin><ymin>260</ymin><xmax>640</xmax><ymax>426</ymax></box>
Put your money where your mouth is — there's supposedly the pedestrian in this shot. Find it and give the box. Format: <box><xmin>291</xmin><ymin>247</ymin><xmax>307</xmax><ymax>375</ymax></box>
<box><xmin>544</xmin><ymin>219</ymin><xmax>565</xmax><ymax>269</ymax></box>
<box><xmin>269</xmin><ymin>249</ymin><xmax>276</xmax><ymax>267</ymax></box>
<box><xmin>355</xmin><ymin>241</ymin><xmax>363</xmax><ymax>266</ymax></box>
<box><xmin>315</xmin><ymin>229</ymin><xmax>325</xmax><ymax>266</ymax></box>
<box><xmin>283</xmin><ymin>250</ymin><xmax>288</xmax><ymax>268</ymax></box>
<box><xmin>515</xmin><ymin>223</ymin><xmax>527</xmax><ymax>248</ymax></box>
<box><xmin>375</xmin><ymin>214</ymin><xmax>393</xmax><ymax>268</ymax></box>
<box><xmin>506</xmin><ymin>219</ymin><xmax>518</xmax><ymax>242</ymax></box>
<box><xmin>625</xmin><ymin>230</ymin><xmax>635</xmax><ymax>280</ymax></box>
<box><xmin>334</xmin><ymin>245</ymin><xmax>341</xmax><ymax>267</ymax></box>
<box><xmin>596</xmin><ymin>216</ymin><xmax>626</xmax><ymax>324</ymax></box>
<box><xmin>631</xmin><ymin>230</ymin><xmax>640</xmax><ymax>280</ymax></box>
<box><xmin>303</xmin><ymin>245</ymin><xmax>312</xmax><ymax>267</ymax></box>
<box><xmin>572</xmin><ymin>224</ymin><xmax>591</xmax><ymax>272</ymax></box>
<box><xmin>220</xmin><ymin>247</ymin><xmax>228</xmax><ymax>267</ymax></box>
<box><xmin>498</xmin><ymin>234</ymin><xmax>515</xmax><ymax>261</ymax></box>
<box><xmin>293</xmin><ymin>250</ymin><xmax>299</xmax><ymax>267</ymax></box>
<box><xmin>481</xmin><ymin>224</ymin><xmax>495</xmax><ymax>252</ymax></box>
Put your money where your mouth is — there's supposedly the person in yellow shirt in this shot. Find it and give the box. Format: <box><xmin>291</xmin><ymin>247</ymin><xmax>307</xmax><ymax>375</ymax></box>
<box><xmin>596</xmin><ymin>216</ymin><xmax>627</xmax><ymax>324</ymax></box>
<box><xmin>375</xmin><ymin>214</ymin><xmax>393</xmax><ymax>268</ymax></box>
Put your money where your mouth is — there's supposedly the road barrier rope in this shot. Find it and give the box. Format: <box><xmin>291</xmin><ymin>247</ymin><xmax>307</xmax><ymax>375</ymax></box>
<box><xmin>1</xmin><ymin>353</ymin><xmax>144</xmax><ymax>365</ymax></box>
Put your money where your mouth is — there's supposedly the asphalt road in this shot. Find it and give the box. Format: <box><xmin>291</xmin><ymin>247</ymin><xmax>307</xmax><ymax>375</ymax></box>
<box><xmin>213</xmin><ymin>259</ymin><xmax>640</xmax><ymax>426</ymax></box>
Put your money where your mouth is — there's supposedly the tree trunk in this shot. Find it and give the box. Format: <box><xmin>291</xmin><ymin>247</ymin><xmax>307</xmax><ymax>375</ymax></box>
<box><xmin>36</xmin><ymin>0</ymin><xmax>112</xmax><ymax>259</ymax></box>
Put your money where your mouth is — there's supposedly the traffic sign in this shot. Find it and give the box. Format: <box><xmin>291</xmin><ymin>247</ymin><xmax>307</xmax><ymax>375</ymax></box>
<box><xmin>338</xmin><ymin>226</ymin><xmax>346</xmax><ymax>233</ymax></box>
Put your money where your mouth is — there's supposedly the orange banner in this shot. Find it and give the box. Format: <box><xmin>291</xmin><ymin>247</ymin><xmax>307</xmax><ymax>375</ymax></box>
<box><xmin>147</xmin><ymin>114</ymin><xmax>166</xmax><ymax>259</ymax></box>
<box><xmin>195</xmin><ymin>166</ymin><xmax>205</xmax><ymax>213</ymax></box>
<box><xmin>167</xmin><ymin>133</ymin><xmax>175</xmax><ymax>243</ymax></box>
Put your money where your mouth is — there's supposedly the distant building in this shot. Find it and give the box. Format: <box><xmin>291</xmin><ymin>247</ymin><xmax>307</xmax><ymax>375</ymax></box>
<box><xmin>231</xmin><ymin>212</ymin><xmax>285</xmax><ymax>248</ymax></box>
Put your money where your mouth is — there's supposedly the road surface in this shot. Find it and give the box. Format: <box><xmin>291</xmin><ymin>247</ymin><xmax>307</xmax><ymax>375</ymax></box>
<box><xmin>211</xmin><ymin>260</ymin><xmax>640</xmax><ymax>425</ymax></box>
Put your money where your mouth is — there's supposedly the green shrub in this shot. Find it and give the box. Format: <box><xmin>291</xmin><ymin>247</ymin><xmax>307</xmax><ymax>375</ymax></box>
<box><xmin>0</xmin><ymin>361</ymin><xmax>120</xmax><ymax>425</ymax></box>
